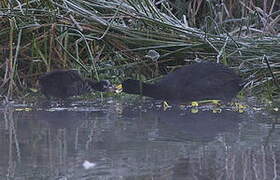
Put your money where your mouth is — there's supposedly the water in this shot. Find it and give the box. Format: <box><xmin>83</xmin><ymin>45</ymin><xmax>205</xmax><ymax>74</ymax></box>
<box><xmin>0</xmin><ymin>98</ymin><xmax>279</xmax><ymax>180</ymax></box>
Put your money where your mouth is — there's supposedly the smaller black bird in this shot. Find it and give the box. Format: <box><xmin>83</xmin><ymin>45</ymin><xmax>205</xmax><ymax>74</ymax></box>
<box><xmin>119</xmin><ymin>62</ymin><xmax>243</xmax><ymax>103</ymax></box>
<box><xmin>38</xmin><ymin>70</ymin><xmax>113</xmax><ymax>99</ymax></box>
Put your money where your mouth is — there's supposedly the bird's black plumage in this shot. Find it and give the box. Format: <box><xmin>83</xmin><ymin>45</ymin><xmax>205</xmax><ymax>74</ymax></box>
<box><xmin>122</xmin><ymin>62</ymin><xmax>243</xmax><ymax>103</ymax></box>
<box><xmin>39</xmin><ymin>70</ymin><xmax>112</xmax><ymax>99</ymax></box>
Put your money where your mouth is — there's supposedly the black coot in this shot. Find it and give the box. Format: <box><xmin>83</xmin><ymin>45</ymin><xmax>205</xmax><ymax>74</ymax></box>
<box><xmin>121</xmin><ymin>62</ymin><xmax>243</xmax><ymax>103</ymax></box>
<box><xmin>39</xmin><ymin>70</ymin><xmax>112</xmax><ymax>99</ymax></box>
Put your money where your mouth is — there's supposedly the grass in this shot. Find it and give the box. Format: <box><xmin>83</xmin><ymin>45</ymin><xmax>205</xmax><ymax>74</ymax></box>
<box><xmin>0</xmin><ymin>0</ymin><xmax>279</xmax><ymax>101</ymax></box>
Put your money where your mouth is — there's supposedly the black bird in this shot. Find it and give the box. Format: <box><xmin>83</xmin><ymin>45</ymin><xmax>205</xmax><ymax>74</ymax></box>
<box><xmin>39</xmin><ymin>70</ymin><xmax>113</xmax><ymax>99</ymax></box>
<box><xmin>120</xmin><ymin>62</ymin><xmax>243</xmax><ymax>103</ymax></box>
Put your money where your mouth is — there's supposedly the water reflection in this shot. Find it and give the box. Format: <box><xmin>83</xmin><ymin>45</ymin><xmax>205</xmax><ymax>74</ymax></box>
<box><xmin>0</xmin><ymin>100</ymin><xmax>279</xmax><ymax>179</ymax></box>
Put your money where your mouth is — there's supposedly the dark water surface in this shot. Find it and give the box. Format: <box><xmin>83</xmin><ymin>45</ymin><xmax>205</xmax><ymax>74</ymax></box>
<box><xmin>0</xmin><ymin>99</ymin><xmax>279</xmax><ymax>180</ymax></box>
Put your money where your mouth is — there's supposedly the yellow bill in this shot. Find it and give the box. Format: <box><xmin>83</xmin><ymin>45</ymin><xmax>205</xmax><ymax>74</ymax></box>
<box><xmin>115</xmin><ymin>84</ymin><xmax>123</xmax><ymax>93</ymax></box>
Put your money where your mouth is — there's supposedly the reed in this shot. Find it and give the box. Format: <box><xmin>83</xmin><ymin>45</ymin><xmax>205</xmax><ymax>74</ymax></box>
<box><xmin>0</xmin><ymin>0</ymin><xmax>279</xmax><ymax>100</ymax></box>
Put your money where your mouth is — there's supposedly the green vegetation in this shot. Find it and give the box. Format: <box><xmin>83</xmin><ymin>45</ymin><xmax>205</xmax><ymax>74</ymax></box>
<box><xmin>0</xmin><ymin>0</ymin><xmax>279</xmax><ymax>101</ymax></box>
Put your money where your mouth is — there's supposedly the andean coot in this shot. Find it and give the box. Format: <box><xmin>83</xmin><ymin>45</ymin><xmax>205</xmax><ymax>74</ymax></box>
<box><xmin>39</xmin><ymin>70</ymin><xmax>113</xmax><ymax>99</ymax></box>
<box><xmin>120</xmin><ymin>62</ymin><xmax>243</xmax><ymax>103</ymax></box>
